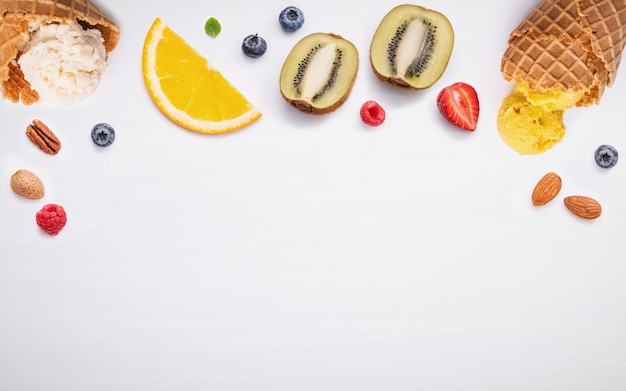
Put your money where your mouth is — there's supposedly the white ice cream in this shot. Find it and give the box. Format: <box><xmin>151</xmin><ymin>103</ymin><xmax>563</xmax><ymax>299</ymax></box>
<box><xmin>17</xmin><ymin>21</ymin><xmax>108</xmax><ymax>104</ymax></box>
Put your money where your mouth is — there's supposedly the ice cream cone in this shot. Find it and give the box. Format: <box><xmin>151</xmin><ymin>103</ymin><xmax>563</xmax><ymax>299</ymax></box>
<box><xmin>0</xmin><ymin>0</ymin><xmax>120</xmax><ymax>104</ymax></box>
<box><xmin>501</xmin><ymin>0</ymin><xmax>626</xmax><ymax>106</ymax></box>
<box><xmin>578</xmin><ymin>0</ymin><xmax>626</xmax><ymax>87</ymax></box>
<box><xmin>498</xmin><ymin>0</ymin><xmax>626</xmax><ymax>155</ymax></box>
<box><xmin>0</xmin><ymin>15</ymin><xmax>25</xmax><ymax>81</ymax></box>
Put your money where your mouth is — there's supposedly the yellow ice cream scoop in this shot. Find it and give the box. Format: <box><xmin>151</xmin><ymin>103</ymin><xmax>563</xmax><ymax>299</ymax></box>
<box><xmin>497</xmin><ymin>90</ymin><xmax>566</xmax><ymax>155</ymax></box>
<box><xmin>497</xmin><ymin>82</ymin><xmax>585</xmax><ymax>154</ymax></box>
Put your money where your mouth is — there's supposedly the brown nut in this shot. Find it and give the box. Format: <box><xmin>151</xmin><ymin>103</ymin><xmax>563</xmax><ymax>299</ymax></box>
<box><xmin>532</xmin><ymin>172</ymin><xmax>562</xmax><ymax>206</ymax></box>
<box><xmin>563</xmin><ymin>195</ymin><xmax>602</xmax><ymax>219</ymax></box>
<box><xmin>26</xmin><ymin>119</ymin><xmax>61</xmax><ymax>155</ymax></box>
<box><xmin>10</xmin><ymin>169</ymin><xmax>45</xmax><ymax>200</ymax></box>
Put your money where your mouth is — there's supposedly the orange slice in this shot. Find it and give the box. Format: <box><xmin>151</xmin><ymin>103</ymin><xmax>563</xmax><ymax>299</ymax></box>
<box><xmin>142</xmin><ymin>18</ymin><xmax>261</xmax><ymax>134</ymax></box>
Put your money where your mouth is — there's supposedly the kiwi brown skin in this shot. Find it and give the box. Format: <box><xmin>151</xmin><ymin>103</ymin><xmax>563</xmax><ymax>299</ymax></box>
<box><xmin>280</xmin><ymin>32</ymin><xmax>359</xmax><ymax>115</ymax></box>
<box><xmin>369</xmin><ymin>4</ymin><xmax>455</xmax><ymax>90</ymax></box>
<box><xmin>374</xmin><ymin>73</ymin><xmax>413</xmax><ymax>90</ymax></box>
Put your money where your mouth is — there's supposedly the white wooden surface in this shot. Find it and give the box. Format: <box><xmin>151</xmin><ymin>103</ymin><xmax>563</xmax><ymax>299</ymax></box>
<box><xmin>1</xmin><ymin>0</ymin><xmax>625</xmax><ymax>389</ymax></box>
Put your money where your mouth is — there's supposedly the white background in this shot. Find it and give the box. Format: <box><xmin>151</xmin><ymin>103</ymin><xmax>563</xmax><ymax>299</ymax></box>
<box><xmin>1</xmin><ymin>0</ymin><xmax>626</xmax><ymax>390</ymax></box>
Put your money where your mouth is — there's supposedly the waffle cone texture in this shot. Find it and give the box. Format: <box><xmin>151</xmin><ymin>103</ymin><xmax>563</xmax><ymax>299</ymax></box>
<box><xmin>501</xmin><ymin>0</ymin><xmax>626</xmax><ymax>106</ymax></box>
<box><xmin>0</xmin><ymin>0</ymin><xmax>120</xmax><ymax>104</ymax></box>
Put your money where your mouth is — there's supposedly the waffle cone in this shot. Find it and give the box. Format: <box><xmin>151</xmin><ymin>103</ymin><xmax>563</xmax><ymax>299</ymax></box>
<box><xmin>0</xmin><ymin>0</ymin><xmax>120</xmax><ymax>104</ymax></box>
<box><xmin>501</xmin><ymin>0</ymin><xmax>626</xmax><ymax>106</ymax></box>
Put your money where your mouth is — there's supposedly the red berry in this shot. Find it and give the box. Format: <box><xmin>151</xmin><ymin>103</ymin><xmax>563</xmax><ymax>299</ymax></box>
<box><xmin>36</xmin><ymin>204</ymin><xmax>67</xmax><ymax>236</ymax></box>
<box><xmin>360</xmin><ymin>100</ymin><xmax>386</xmax><ymax>126</ymax></box>
<box><xmin>436</xmin><ymin>82</ymin><xmax>480</xmax><ymax>131</ymax></box>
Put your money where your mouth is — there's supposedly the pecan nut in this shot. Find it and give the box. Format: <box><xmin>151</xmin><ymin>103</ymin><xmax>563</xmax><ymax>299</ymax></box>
<box><xmin>26</xmin><ymin>119</ymin><xmax>61</xmax><ymax>155</ymax></box>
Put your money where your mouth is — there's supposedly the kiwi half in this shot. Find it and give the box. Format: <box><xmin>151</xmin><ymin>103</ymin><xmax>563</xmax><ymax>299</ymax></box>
<box><xmin>280</xmin><ymin>33</ymin><xmax>358</xmax><ymax>115</ymax></box>
<box><xmin>370</xmin><ymin>4</ymin><xmax>454</xmax><ymax>89</ymax></box>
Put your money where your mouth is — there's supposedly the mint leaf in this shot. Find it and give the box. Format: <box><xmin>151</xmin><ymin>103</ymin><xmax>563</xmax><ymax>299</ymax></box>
<box><xmin>205</xmin><ymin>17</ymin><xmax>221</xmax><ymax>38</ymax></box>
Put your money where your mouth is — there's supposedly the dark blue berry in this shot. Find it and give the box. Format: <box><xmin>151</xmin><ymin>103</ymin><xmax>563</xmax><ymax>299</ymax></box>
<box><xmin>91</xmin><ymin>123</ymin><xmax>115</xmax><ymax>147</ymax></box>
<box><xmin>279</xmin><ymin>6</ymin><xmax>304</xmax><ymax>32</ymax></box>
<box><xmin>241</xmin><ymin>34</ymin><xmax>267</xmax><ymax>58</ymax></box>
<box><xmin>594</xmin><ymin>144</ymin><xmax>618</xmax><ymax>168</ymax></box>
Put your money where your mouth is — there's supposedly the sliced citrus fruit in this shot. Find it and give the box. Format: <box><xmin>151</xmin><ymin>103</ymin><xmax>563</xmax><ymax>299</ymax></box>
<box><xmin>142</xmin><ymin>18</ymin><xmax>261</xmax><ymax>134</ymax></box>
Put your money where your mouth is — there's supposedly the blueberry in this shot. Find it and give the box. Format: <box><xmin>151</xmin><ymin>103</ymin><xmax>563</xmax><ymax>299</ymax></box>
<box><xmin>594</xmin><ymin>144</ymin><xmax>618</xmax><ymax>168</ymax></box>
<box><xmin>91</xmin><ymin>123</ymin><xmax>115</xmax><ymax>147</ymax></box>
<box><xmin>241</xmin><ymin>34</ymin><xmax>267</xmax><ymax>58</ymax></box>
<box><xmin>279</xmin><ymin>6</ymin><xmax>304</xmax><ymax>32</ymax></box>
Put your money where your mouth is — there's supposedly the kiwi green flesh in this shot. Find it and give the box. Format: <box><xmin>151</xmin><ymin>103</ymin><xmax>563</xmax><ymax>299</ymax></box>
<box><xmin>370</xmin><ymin>4</ymin><xmax>454</xmax><ymax>89</ymax></box>
<box><xmin>280</xmin><ymin>33</ymin><xmax>358</xmax><ymax>114</ymax></box>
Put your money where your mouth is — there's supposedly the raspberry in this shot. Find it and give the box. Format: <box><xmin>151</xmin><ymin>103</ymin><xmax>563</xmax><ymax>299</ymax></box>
<box><xmin>36</xmin><ymin>204</ymin><xmax>67</xmax><ymax>236</ymax></box>
<box><xmin>360</xmin><ymin>100</ymin><xmax>386</xmax><ymax>126</ymax></box>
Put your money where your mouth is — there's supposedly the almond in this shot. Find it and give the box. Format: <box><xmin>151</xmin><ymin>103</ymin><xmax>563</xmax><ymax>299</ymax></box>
<box><xmin>563</xmin><ymin>196</ymin><xmax>602</xmax><ymax>219</ymax></box>
<box><xmin>532</xmin><ymin>172</ymin><xmax>562</xmax><ymax>206</ymax></box>
<box><xmin>10</xmin><ymin>169</ymin><xmax>45</xmax><ymax>200</ymax></box>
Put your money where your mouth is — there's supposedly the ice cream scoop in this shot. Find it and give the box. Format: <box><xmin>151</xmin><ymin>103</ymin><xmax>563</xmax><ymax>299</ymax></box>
<box><xmin>17</xmin><ymin>21</ymin><xmax>108</xmax><ymax>104</ymax></box>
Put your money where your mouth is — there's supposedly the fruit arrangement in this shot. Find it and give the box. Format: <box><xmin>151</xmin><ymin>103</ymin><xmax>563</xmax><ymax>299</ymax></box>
<box><xmin>4</xmin><ymin>1</ymin><xmax>623</xmax><ymax>237</ymax></box>
<box><xmin>140</xmin><ymin>4</ymin><xmax>467</xmax><ymax>124</ymax></box>
<box><xmin>6</xmin><ymin>116</ymin><xmax>120</xmax><ymax>235</ymax></box>
<box><xmin>137</xmin><ymin>2</ymin><xmax>623</xmax><ymax>225</ymax></box>
<box><xmin>142</xmin><ymin>17</ymin><xmax>261</xmax><ymax>134</ymax></box>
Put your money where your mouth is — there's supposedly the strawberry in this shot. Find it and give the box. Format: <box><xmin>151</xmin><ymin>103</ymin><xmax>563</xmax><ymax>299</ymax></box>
<box><xmin>436</xmin><ymin>82</ymin><xmax>479</xmax><ymax>131</ymax></box>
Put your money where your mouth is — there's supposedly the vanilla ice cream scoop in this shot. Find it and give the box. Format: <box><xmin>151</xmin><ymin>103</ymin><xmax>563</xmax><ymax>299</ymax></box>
<box><xmin>17</xmin><ymin>21</ymin><xmax>108</xmax><ymax>104</ymax></box>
